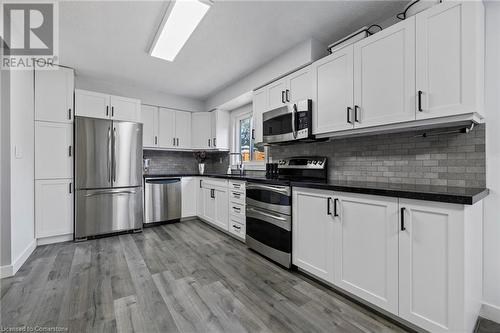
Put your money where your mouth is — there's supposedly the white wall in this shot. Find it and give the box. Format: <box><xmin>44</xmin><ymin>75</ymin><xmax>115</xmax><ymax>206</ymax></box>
<box><xmin>482</xmin><ymin>0</ymin><xmax>500</xmax><ymax>322</ymax></box>
<box><xmin>75</xmin><ymin>75</ymin><xmax>205</xmax><ymax>112</ymax></box>
<box><xmin>8</xmin><ymin>70</ymin><xmax>36</xmax><ymax>274</ymax></box>
<box><xmin>206</xmin><ymin>38</ymin><xmax>327</xmax><ymax>110</ymax></box>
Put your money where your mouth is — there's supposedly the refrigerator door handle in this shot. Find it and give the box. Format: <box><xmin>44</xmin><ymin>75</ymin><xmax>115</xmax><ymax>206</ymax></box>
<box><xmin>113</xmin><ymin>127</ymin><xmax>117</xmax><ymax>182</ymax></box>
<box><xmin>108</xmin><ymin>126</ymin><xmax>112</xmax><ymax>182</ymax></box>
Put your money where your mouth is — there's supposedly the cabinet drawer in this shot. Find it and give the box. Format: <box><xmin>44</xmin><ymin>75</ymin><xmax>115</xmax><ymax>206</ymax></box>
<box><xmin>229</xmin><ymin>190</ymin><xmax>245</xmax><ymax>204</ymax></box>
<box><xmin>229</xmin><ymin>181</ymin><xmax>245</xmax><ymax>192</ymax></box>
<box><xmin>201</xmin><ymin>178</ymin><xmax>228</xmax><ymax>190</ymax></box>
<box><xmin>230</xmin><ymin>203</ymin><xmax>245</xmax><ymax>219</ymax></box>
<box><xmin>229</xmin><ymin>220</ymin><xmax>245</xmax><ymax>240</ymax></box>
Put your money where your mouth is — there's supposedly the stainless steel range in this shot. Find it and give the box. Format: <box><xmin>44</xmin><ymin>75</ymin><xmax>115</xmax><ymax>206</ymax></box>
<box><xmin>245</xmin><ymin>157</ymin><xmax>327</xmax><ymax>268</ymax></box>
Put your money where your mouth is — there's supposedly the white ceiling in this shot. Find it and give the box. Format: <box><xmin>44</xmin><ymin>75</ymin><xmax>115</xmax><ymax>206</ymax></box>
<box><xmin>60</xmin><ymin>1</ymin><xmax>407</xmax><ymax>101</ymax></box>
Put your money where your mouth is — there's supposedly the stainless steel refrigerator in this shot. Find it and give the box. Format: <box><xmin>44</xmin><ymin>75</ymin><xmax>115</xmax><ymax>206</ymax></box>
<box><xmin>75</xmin><ymin>116</ymin><xmax>143</xmax><ymax>239</ymax></box>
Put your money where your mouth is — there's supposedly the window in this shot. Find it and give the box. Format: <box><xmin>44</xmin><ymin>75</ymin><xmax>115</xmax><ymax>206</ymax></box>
<box><xmin>233</xmin><ymin>110</ymin><xmax>265</xmax><ymax>167</ymax></box>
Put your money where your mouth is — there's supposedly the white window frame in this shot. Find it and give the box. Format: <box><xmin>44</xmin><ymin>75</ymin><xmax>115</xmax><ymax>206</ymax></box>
<box><xmin>230</xmin><ymin>107</ymin><xmax>266</xmax><ymax>170</ymax></box>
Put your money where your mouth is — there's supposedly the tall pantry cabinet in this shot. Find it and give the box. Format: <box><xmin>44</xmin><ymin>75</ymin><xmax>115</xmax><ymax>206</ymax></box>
<box><xmin>34</xmin><ymin>67</ymin><xmax>75</xmax><ymax>244</ymax></box>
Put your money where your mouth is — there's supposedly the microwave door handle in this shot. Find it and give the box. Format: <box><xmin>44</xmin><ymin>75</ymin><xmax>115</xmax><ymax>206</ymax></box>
<box><xmin>292</xmin><ymin>104</ymin><xmax>297</xmax><ymax>139</ymax></box>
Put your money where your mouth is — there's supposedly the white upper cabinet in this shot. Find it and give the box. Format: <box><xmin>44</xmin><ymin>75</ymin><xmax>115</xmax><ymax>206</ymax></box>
<box><xmin>175</xmin><ymin>111</ymin><xmax>192</xmax><ymax>149</ymax></box>
<box><xmin>141</xmin><ymin>105</ymin><xmax>158</xmax><ymax>148</ymax></box>
<box><xmin>210</xmin><ymin>109</ymin><xmax>230</xmax><ymax>150</ymax></box>
<box><xmin>252</xmin><ymin>88</ymin><xmax>267</xmax><ymax>145</ymax></box>
<box><xmin>75</xmin><ymin>89</ymin><xmax>110</xmax><ymax>119</ymax></box>
<box><xmin>158</xmin><ymin>107</ymin><xmax>176</xmax><ymax>148</ymax></box>
<box><xmin>75</xmin><ymin>89</ymin><xmax>141</xmax><ymax>122</ymax></box>
<box><xmin>35</xmin><ymin>67</ymin><xmax>74</xmax><ymax>123</ymax></box>
<box><xmin>35</xmin><ymin>122</ymin><xmax>73</xmax><ymax>180</ymax></box>
<box><xmin>313</xmin><ymin>45</ymin><xmax>354</xmax><ymax>134</ymax></box>
<box><xmin>109</xmin><ymin>95</ymin><xmax>141</xmax><ymax>122</ymax></box>
<box><xmin>192</xmin><ymin>112</ymin><xmax>213</xmax><ymax>149</ymax></box>
<box><xmin>287</xmin><ymin>66</ymin><xmax>313</xmax><ymax>103</ymax></box>
<box><xmin>333</xmin><ymin>193</ymin><xmax>399</xmax><ymax>314</ymax></box>
<box><xmin>293</xmin><ymin>188</ymin><xmax>335</xmax><ymax>282</ymax></box>
<box><xmin>267</xmin><ymin>78</ymin><xmax>288</xmax><ymax>109</ymax></box>
<box><xmin>415</xmin><ymin>1</ymin><xmax>484</xmax><ymax>120</ymax></box>
<box><xmin>353</xmin><ymin>16</ymin><xmax>416</xmax><ymax>128</ymax></box>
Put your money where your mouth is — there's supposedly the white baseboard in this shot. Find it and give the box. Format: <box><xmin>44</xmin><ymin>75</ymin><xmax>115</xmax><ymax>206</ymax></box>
<box><xmin>0</xmin><ymin>265</ymin><xmax>13</xmax><ymax>279</ymax></box>
<box><xmin>481</xmin><ymin>302</ymin><xmax>500</xmax><ymax>324</ymax></box>
<box><xmin>37</xmin><ymin>233</ymin><xmax>73</xmax><ymax>246</ymax></box>
<box><xmin>11</xmin><ymin>239</ymin><xmax>36</xmax><ymax>276</ymax></box>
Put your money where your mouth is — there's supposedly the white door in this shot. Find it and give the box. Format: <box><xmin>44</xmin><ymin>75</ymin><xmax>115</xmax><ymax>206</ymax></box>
<box><xmin>158</xmin><ymin>108</ymin><xmax>176</xmax><ymax>148</ymax></box>
<box><xmin>75</xmin><ymin>89</ymin><xmax>110</xmax><ymax>119</ymax></box>
<box><xmin>416</xmin><ymin>1</ymin><xmax>482</xmax><ymax>119</ymax></box>
<box><xmin>267</xmin><ymin>78</ymin><xmax>287</xmax><ymax>109</ymax></box>
<box><xmin>181</xmin><ymin>177</ymin><xmax>197</xmax><ymax>217</ymax></box>
<box><xmin>213</xmin><ymin>187</ymin><xmax>229</xmax><ymax>231</ymax></box>
<box><xmin>399</xmin><ymin>199</ymin><xmax>464</xmax><ymax>332</ymax></box>
<box><xmin>353</xmin><ymin>17</ymin><xmax>416</xmax><ymax>128</ymax></box>
<box><xmin>292</xmin><ymin>188</ymin><xmax>335</xmax><ymax>282</ymax></box>
<box><xmin>313</xmin><ymin>45</ymin><xmax>355</xmax><ymax>134</ymax></box>
<box><xmin>110</xmin><ymin>95</ymin><xmax>141</xmax><ymax>122</ymax></box>
<box><xmin>175</xmin><ymin>111</ymin><xmax>192</xmax><ymax>149</ymax></box>
<box><xmin>203</xmin><ymin>188</ymin><xmax>216</xmax><ymax>224</ymax></box>
<box><xmin>35</xmin><ymin>122</ymin><xmax>73</xmax><ymax>179</ymax></box>
<box><xmin>35</xmin><ymin>67</ymin><xmax>74</xmax><ymax>123</ymax></box>
<box><xmin>141</xmin><ymin>105</ymin><xmax>158</xmax><ymax>147</ymax></box>
<box><xmin>35</xmin><ymin>179</ymin><xmax>73</xmax><ymax>238</ymax></box>
<box><xmin>252</xmin><ymin>88</ymin><xmax>267</xmax><ymax>144</ymax></box>
<box><xmin>287</xmin><ymin>66</ymin><xmax>312</xmax><ymax>103</ymax></box>
<box><xmin>191</xmin><ymin>112</ymin><xmax>212</xmax><ymax>149</ymax></box>
<box><xmin>333</xmin><ymin>193</ymin><xmax>399</xmax><ymax>314</ymax></box>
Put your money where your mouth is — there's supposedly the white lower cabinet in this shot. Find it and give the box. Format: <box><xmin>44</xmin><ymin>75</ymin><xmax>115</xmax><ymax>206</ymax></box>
<box><xmin>200</xmin><ymin>179</ymin><xmax>229</xmax><ymax>231</ymax></box>
<box><xmin>293</xmin><ymin>188</ymin><xmax>483</xmax><ymax>333</ymax></box>
<box><xmin>333</xmin><ymin>193</ymin><xmax>399</xmax><ymax>314</ymax></box>
<box><xmin>181</xmin><ymin>177</ymin><xmax>197</xmax><ymax>218</ymax></box>
<box><xmin>292</xmin><ymin>188</ymin><xmax>334</xmax><ymax>282</ymax></box>
<box><xmin>35</xmin><ymin>179</ymin><xmax>73</xmax><ymax>239</ymax></box>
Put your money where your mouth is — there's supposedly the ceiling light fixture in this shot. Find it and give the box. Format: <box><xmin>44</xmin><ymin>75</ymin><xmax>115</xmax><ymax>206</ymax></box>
<box><xmin>149</xmin><ymin>0</ymin><xmax>211</xmax><ymax>62</ymax></box>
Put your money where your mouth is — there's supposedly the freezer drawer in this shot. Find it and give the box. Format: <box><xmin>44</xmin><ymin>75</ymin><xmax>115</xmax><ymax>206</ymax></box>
<box><xmin>75</xmin><ymin>187</ymin><xmax>143</xmax><ymax>238</ymax></box>
<box><xmin>144</xmin><ymin>178</ymin><xmax>181</xmax><ymax>224</ymax></box>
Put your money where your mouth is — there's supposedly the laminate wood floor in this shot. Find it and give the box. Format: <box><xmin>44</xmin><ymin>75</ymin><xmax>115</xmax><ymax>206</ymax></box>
<box><xmin>0</xmin><ymin>219</ymin><xmax>495</xmax><ymax>333</ymax></box>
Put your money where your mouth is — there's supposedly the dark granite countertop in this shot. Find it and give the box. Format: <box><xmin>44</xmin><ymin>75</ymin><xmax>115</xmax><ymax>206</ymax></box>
<box><xmin>143</xmin><ymin>173</ymin><xmax>489</xmax><ymax>205</ymax></box>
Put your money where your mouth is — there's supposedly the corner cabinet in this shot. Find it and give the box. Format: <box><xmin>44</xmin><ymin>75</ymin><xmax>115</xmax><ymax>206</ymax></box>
<box><xmin>415</xmin><ymin>1</ymin><xmax>484</xmax><ymax>119</ymax></box>
<box><xmin>75</xmin><ymin>89</ymin><xmax>141</xmax><ymax>122</ymax></box>
<box><xmin>191</xmin><ymin>110</ymin><xmax>229</xmax><ymax>150</ymax></box>
<box><xmin>292</xmin><ymin>187</ymin><xmax>483</xmax><ymax>333</ymax></box>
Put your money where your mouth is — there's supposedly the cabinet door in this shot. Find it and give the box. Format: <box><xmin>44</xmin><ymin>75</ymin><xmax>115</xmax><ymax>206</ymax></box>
<box><xmin>252</xmin><ymin>88</ymin><xmax>267</xmax><ymax>144</ymax></box>
<box><xmin>213</xmin><ymin>187</ymin><xmax>229</xmax><ymax>231</ymax></box>
<box><xmin>35</xmin><ymin>122</ymin><xmax>73</xmax><ymax>179</ymax></box>
<box><xmin>416</xmin><ymin>1</ymin><xmax>483</xmax><ymax>119</ymax></box>
<box><xmin>292</xmin><ymin>188</ymin><xmax>335</xmax><ymax>282</ymax></box>
<box><xmin>175</xmin><ymin>111</ymin><xmax>191</xmax><ymax>149</ymax></box>
<box><xmin>267</xmin><ymin>78</ymin><xmax>287</xmax><ymax>109</ymax></box>
<box><xmin>35</xmin><ymin>179</ymin><xmax>73</xmax><ymax>238</ymax></box>
<box><xmin>141</xmin><ymin>105</ymin><xmax>158</xmax><ymax>147</ymax></box>
<box><xmin>110</xmin><ymin>95</ymin><xmax>141</xmax><ymax>122</ymax></box>
<box><xmin>334</xmin><ymin>193</ymin><xmax>399</xmax><ymax>314</ymax></box>
<box><xmin>399</xmin><ymin>199</ymin><xmax>464</xmax><ymax>332</ymax></box>
<box><xmin>203</xmin><ymin>188</ymin><xmax>216</xmax><ymax>223</ymax></box>
<box><xmin>181</xmin><ymin>177</ymin><xmax>197</xmax><ymax>217</ymax></box>
<box><xmin>287</xmin><ymin>66</ymin><xmax>312</xmax><ymax>103</ymax></box>
<box><xmin>313</xmin><ymin>45</ymin><xmax>354</xmax><ymax>134</ymax></box>
<box><xmin>75</xmin><ymin>89</ymin><xmax>110</xmax><ymax>119</ymax></box>
<box><xmin>35</xmin><ymin>67</ymin><xmax>74</xmax><ymax>123</ymax></box>
<box><xmin>353</xmin><ymin>17</ymin><xmax>415</xmax><ymax>128</ymax></box>
<box><xmin>213</xmin><ymin>109</ymin><xmax>230</xmax><ymax>150</ymax></box>
<box><xmin>158</xmin><ymin>107</ymin><xmax>176</xmax><ymax>148</ymax></box>
<box><xmin>191</xmin><ymin>112</ymin><xmax>212</xmax><ymax>149</ymax></box>
<box><xmin>196</xmin><ymin>180</ymin><xmax>205</xmax><ymax>218</ymax></box>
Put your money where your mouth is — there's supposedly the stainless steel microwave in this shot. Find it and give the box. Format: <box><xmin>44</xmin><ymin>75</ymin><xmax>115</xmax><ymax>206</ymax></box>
<box><xmin>262</xmin><ymin>99</ymin><xmax>313</xmax><ymax>144</ymax></box>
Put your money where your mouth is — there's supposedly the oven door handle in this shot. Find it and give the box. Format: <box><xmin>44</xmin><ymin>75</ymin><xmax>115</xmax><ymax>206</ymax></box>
<box><xmin>247</xmin><ymin>206</ymin><xmax>287</xmax><ymax>221</ymax></box>
<box><xmin>292</xmin><ymin>103</ymin><xmax>298</xmax><ymax>139</ymax></box>
<box><xmin>246</xmin><ymin>183</ymin><xmax>291</xmax><ymax>195</ymax></box>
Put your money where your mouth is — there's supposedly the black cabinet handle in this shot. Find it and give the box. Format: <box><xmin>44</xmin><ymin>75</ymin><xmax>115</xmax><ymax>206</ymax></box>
<box><xmin>327</xmin><ymin>198</ymin><xmax>332</xmax><ymax>215</ymax></box>
<box><xmin>281</xmin><ymin>91</ymin><xmax>285</xmax><ymax>103</ymax></box>
<box><xmin>199</xmin><ymin>179</ymin><xmax>202</xmax><ymax>188</ymax></box>
<box><xmin>401</xmin><ymin>207</ymin><xmax>406</xmax><ymax>231</ymax></box>
<box><xmin>418</xmin><ymin>91</ymin><xmax>423</xmax><ymax>112</ymax></box>
<box><xmin>333</xmin><ymin>198</ymin><xmax>339</xmax><ymax>217</ymax></box>
<box><xmin>106</xmin><ymin>106</ymin><xmax>109</xmax><ymax>116</ymax></box>
<box><xmin>347</xmin><ymin>107</ymin><xmax>352</xmax><ymax>124</ymax></box>
<box><xmin>354</xmin><ymin>105</ymin><xmax>360</xmax><ymax>123</ymax></box>
<box><xmin>68</xmin><ymin>109</ymin><xmax>72</xmax><ymax>120</ymax></box>
<box><xmin>69</xmin><ymin>182</ymin><xmax>72</xmax><ymax>194</ymax></box>
<box><xmin>286</xmin><ymin>89</ymin><xmax>290</xmax><ymax>102</ymax></box>
<box><xmin>208</xmin><ymin>139</ymin><xmax>211</xmax><ymax>147</ymax></box>
<box><xmin>233</xmin><ymin>224</ymin><xmax>241</xmax><ymax>230</ymax></box>
<box><xmin>251</xmin><ymin>129</ymin><xmax>255</xmax><ymax>140</ymax></box>
<box><xmin>68</xmin><ymin>145</ymin><xmax>72</xmax><ymax>157</ymax></box>
<box><xmin>155</xmin><ymin>136</ymin><xmax>158</xmax><ymax>145</ymax></box>
<box><xmin>233</xmin><ymin>206</ymin><xmax>241</xmax><ymax>211</ymax></box>
<box><xmin>111</xmin><ymin>106</ymin><xmax>114</xmax><ymax>117</ymax></box>
<box><xmin>176</xmin><ymin>138</ymin><xmax>179</xmax><ymax>146</ymax></box>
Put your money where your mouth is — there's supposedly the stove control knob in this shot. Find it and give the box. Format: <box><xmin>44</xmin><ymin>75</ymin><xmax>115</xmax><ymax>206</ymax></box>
<box><xmin>313</xmin><ymin>161</ymin><xmax>318</xmax><ymax>165</ymax></box>
<box><xmin>318</xmin><ymin>161</ymin><xmax>323</xmax><ymax>165</ymax></box>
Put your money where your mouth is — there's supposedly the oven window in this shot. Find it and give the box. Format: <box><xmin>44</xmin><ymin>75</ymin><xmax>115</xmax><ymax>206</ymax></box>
<box><xmin>246</xmin><ymin>217</ymin><xmax>291</xmax><ymax>253</ymax></box>
<box><xmin>246</xmin><ymin>188</ymin><xmax>291</xmax><ymax>206</ymax></box>
<box><xmin>263</xmin><ymin>114</ymin><xmax>292</xmax><ymax>136</ymax></box>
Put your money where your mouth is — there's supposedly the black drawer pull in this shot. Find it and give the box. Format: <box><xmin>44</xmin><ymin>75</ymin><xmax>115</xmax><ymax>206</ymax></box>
<box><xmin>418</xmin><ymin>91</ymin><xmax>423</xmax><ymax>112</ymax></box>
<box><xmin>333</xmin><ymin>198</ymin><xmax>339</xmax><ymax>217</ymax></box>
<box><xmin>347</xmin><ymin>107</ymin><xmax>352</xmax><ymax>124</ymax></box>
<box><xmin>327</xmin><ymin>198</ymin><xmax>332</xmax><ymax>215</ymax></box>
<box><xmin>401</xmin><ymin>207</ymin><xmax>406</xmax><ymax>231</ymax></box>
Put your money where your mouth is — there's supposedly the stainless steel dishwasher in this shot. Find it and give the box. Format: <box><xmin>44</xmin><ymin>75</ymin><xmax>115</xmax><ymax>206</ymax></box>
<box><xmin>144</xmin><ymin>177</ymin><xmax>181</xmax><ymax>226</ymax></box>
